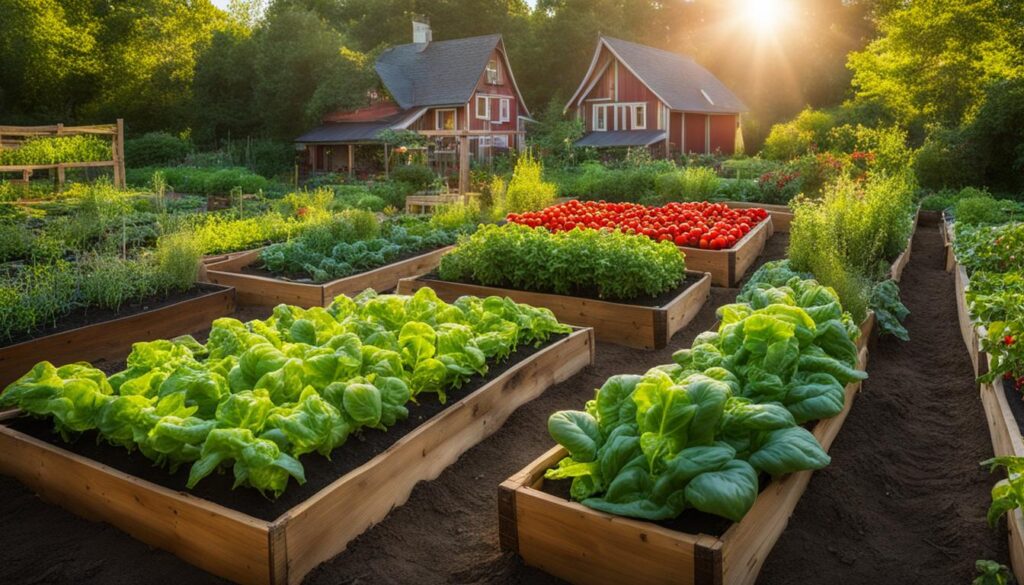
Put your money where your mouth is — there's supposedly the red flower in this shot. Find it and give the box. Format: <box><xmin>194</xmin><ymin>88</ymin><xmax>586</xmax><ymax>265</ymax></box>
<box><xmin>1005</xmin><ymin>335</ymin><xmax>1016</xmax><ymax>346</ymax></box>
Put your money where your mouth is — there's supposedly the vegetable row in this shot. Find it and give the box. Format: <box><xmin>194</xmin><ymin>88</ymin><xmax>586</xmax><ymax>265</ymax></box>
<box><xmin>0</xmin><ymin>288</ymin><xmax>571</xmax><ymax>496</ymax></box>
<box><xmin>544</xmin><ymin>264</ymin><xmax>867</xmax><ymax>522</ymax></box>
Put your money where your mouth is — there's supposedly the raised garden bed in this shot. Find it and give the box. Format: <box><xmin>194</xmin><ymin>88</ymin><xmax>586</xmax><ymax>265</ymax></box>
<box><xmin>678</xmin><ymin>217</ymin><xmax>773</xmax><ymax>287</ymax></box>
<box><xmin>202</xmin><ymin>245</ymin><xmax>452</xmax><ymax>307</ymax></box>
<box><xmin>918</xmin><ymin>209</ymin><xmax>942</xmax><ymax>226</ymax></box>
<box><xmin>396</xmin><ymin>271</ymin><xmax>711</xmax><ymax>350</ymax></box>
<box><xmin>0</xmin><ymin>326</ymin><xmax>595</xmax><ymax>585</ymax></box>
<box><xmin>943</xmin><ymin>222</ymin><xmax>988</xmax><ymax>379</ymax></box>
<box><xmin>889</xmin><ymin>230</ymin><xmax>914</xmax><ymax>283</ymax></box>
<box><xmin>722</xmin><ymin>201</ymin><xmax>792</xmax><ymax>233</ymax></box>
<box><xmin>979</xmin><ymin>361</ymin><xmax>1024</xmax><ymax>584</ymax></box>
<box><xmin>499</xmin><ymin>341</ymin><xmax>869</xmax><ymax>585</ymax></box>
<box><xmin>0</xmin><ymin>284</ymin><xmax>235</xmax><ymax>389</ymax></box>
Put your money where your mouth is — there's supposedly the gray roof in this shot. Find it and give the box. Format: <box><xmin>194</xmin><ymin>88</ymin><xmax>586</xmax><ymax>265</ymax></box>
<box><xmin>376</xmin><ymin>34</ymin><xmax>502</xmax><ymax>109</ymax></box>
<box><xmin>575</xmin><ymin>130</ymin><xmax>667</xmax><ymax>148</ymax></box>
<box><xmin>294</xmin><ymin>108</ymin><xmax>427</xmax><ymax>144</ymax></box>
<box><xmin>602</xmin><ymin>37</ymin><xmax>747</xmax><ymax>114</ymax></box>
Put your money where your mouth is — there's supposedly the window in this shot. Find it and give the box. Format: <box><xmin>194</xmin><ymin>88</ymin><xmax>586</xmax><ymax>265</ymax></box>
<box><xmin>435</xmin><ymin>109</ymin><xmax>456</xmax><ymax>131</ymax></box>
<box><xmin>493</xmin><ymin>135</ymin><xmax>509</xmax><ymax>149</ymax></box>
<box><xmin>593</xmin><ymin>104</ymin><xmax>608</xmax><ymax>131</ymax></box>
<box><xmin>498</xmin><ymin>99</ymin><xmax>510</xmax><ymax>123</ymax></box>
<box><xmin>633</xmin><ymin>104</ymin><xmax>647</xmax><ymax>130</ymax></box>
<box><xmin>475</xmin><ymin>95</ymin><xmax>490</xmax><ymax>120</ymax></box>
<box><xmin>486</xmin><ymin>59</ymin><xmax>501</xmax><ymax>84</ymax></box>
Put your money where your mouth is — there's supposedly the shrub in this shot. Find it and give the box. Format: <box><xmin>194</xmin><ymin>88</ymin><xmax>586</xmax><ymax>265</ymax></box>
<box><xmin>714</xmin><ymin>178</ymin><xmax>760</xmax><ymax>202</ymax></box>
<box><xmin>0</xmin><ymin>223</ymin><xmax>35</xmax><ymax>262</ymax></box>
<box><xmin>653</xmin><ymin>167</ymin><xmax>720</xmax><ymax>203</ymax></box>
<box><xmin>430</xmin><ymin>199</ymin><xmax>482</xmax><ymax>231</ymax></box>
<box><xmin>954</xmin><ymin>194</ymin><xmax>1024</xmax><ymax>226</ymax></box>
<box><xmin>560</xmin><ymin>162</ymin><xmax>660</xmax><ymax>202</ymax></box>
<box><xmin>755</xmin><ymin>169</ymin><xmax>803</xmax><ymax>204</ymax></box>
<box><xmin>124</xmin><ymin>132</ymin><xmax>190</xmax><ymax>167</ymax></box>
<box><xmin>390</xmin><ymin>164</ymin><xmax>437</xmax><ymax>191</ymax></box>
<box><xmin>128</xmin><ymin>166</ymin><xmax>271</xmax><ymax>195</ymax></box>
<box><xmin>370</xmin><ymin>180</ymin><xmax>417</xmax><ymax>209</ymax></box>
<box><xmin>240</xmin><ymin>139</ymin><xmax>295</xmax><ymax>178</ymax></box>
<box><xmin>720</xmin><ymin>157</ymin><xmax>783</xmax><ymax>180</ymax></box>
<box><xmin>504</xmin><ymin>151</ymin><xmax>557</xmax><ymax>213</ymax></box>
<box><xmin>913</xmin><ymin>127</ymin><xmax>980</xmax><ymax>190</ymax></box>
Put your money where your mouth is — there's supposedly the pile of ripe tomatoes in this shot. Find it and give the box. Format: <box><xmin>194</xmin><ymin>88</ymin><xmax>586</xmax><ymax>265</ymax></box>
<box><xmin>507</xmin><ymin>200</ymin><xmax>768</xmax><ymax>250</ymax></box>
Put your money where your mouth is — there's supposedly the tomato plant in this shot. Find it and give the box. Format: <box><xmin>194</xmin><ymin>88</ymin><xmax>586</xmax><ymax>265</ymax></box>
<box><xmin>507</xmin><ymin>200</ymin><xmax>768</xmax><ymax>250</ymax></box>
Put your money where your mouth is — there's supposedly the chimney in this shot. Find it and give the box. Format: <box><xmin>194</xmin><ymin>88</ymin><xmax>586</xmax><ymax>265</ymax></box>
<box><xmin>412</xmin><ymin>17</ymin><xmax>432</xmax><ymax>48</ymax></box>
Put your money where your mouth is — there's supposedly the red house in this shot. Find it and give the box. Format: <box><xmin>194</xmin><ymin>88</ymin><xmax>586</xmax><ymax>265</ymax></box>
<box><xmin>296</xmin><ymin>19</ymin><xmax>530</xmax><ymax>183</ymax></box>
<box><xmin>566</xmin><ymin>37</ymin><xmax>747</xmax><ymax>157</ymax></box>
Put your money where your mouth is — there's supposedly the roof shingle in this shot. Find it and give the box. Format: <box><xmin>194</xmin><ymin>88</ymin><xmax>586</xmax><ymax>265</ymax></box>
<box><xmin>376</xmin><ymin>34</ymin><xmax>502</xmax><ymax>109</ymax></box>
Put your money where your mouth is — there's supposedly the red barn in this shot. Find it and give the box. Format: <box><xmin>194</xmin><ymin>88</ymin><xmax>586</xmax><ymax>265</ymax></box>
<box><xmin>566</xmin><ymin>37</ymin><xmax>747</xmax><ymax>157</ymax></box>
<box><xmin>296</xmin><ymin>20</ymin><xmax>530</xmax><ymax>185</ymax></box>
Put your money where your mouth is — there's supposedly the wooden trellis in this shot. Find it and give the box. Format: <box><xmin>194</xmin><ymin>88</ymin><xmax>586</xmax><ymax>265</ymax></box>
<box><xmin>0</xmin><ymin>119</ymin><xmax>126</xmax><ymax>189</ymax></box>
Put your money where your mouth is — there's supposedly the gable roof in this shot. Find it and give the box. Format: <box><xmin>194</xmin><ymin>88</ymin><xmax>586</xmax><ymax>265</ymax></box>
<box><xmin>375</xmin><ymin>34</ymin><xmax>529</xmax><ymax>115</ymax></box>
<box><xmin>567</xmin><ymin>37</ymin><xmax>747</xmax><ymax>115</ymax></box>
<box><xmin>294</xmin><ymin>108</ymin><xmax>427</xmax><ymax>144</ymax></box>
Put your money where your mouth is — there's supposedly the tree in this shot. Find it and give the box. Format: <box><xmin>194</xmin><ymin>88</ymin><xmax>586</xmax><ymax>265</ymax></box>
<box><xmin>847</xmin><ymin>0</ymin><xmax>1024</xmax><ymax>132</ymax></box>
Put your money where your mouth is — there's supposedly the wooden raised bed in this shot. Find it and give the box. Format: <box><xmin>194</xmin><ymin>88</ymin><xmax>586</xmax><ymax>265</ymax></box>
<box><xmin>889</xmin><ymin>230</ymin><xmax>915</xmax><ymax>283</ymax></box>
<box><xmin>396</xmin><ymin>272</ymin><xmax>711</xmax><ymax>350</ymax></box>
<box><xmin>722</xmin><ymin>201</ymin><xmax>792</xmax><ymax>233</ymax></box>
<box><xmin>979</xmin><ymin>362</ymin><xmax>1024</xmax><ymax>584</ymax></box>
<box><xmin>0</xmin><ymin>327</ymin><xmax>595</xmax><ymax>585</ymax></box>
<box><xmin>203</xmin><ymin>246</ymin><xmax>452</xmax><ymax>307</ymax></box>
<box><xmin>679</xmin><ymin>217</ymin><xmax>773</xmax><ymax>288</ymax></box>
<box><xmin>918</xmin><ymin>209</ymin><xmax>942</xmax><ymax>226</ymax></box>
<box><xmin>499</xmin><ymin>344</ymin><xmax>869</xmax><ymax>585</ymax></box>
<box><xmin>0</xmin><ymin>284</ymin><xmax>236</xmax><ymax>389</ymax></box>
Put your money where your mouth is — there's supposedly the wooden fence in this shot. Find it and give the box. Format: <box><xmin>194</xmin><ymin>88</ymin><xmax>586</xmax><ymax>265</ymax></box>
<box><xmin>0</xmin><ymin>119</ymin><xmax>126</xmax><ymax>189</ymax></box>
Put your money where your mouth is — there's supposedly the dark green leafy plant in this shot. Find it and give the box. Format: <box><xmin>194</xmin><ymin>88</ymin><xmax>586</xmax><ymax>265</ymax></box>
<box><xmin>438</xmin><ymin>223</ymin><xmax>686</xmax><ymax>301</ymax></box>
<box><xmin>973</xmin><ymin>560</ymin><xmax>1015</xmax><ymax>585</ymax></box>
<box><xmin>546</xmin><ymin>275</ymin><xmax>866</xmax><ymax>522</ymax></box>
<box><xmin>982</xmin><ymin>457</ymin><xmax>1024</xmax><ymax>528</ymax></box>
<box><xmin>0</xmin><ymin>135</ymin><xmax>111</xmax><ymax>165</ymax></box>
<box><xmin>869</xmin><ymin>280</ymin><xmax>910</xmax><ymax>340</ymax></box>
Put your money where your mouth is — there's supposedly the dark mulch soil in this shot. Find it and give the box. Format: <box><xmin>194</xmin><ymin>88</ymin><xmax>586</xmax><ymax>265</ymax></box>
<box><xmin>757</xmin><ymin>226</ymin><xmax>1008</xmax><ymax>584</ymax></box>
<box><xmin>0</xmin><ymin>228</ymin><xmax>1006</xmax><ymax>585</ymax></box>
<box><xmin>1</xmin><ymin>284</ymin><xmax>225</xmax><ymax>347</ymax></box>
<box><xmin>5</xmin><ymin>335</ymin><xmax>564</xmax><ymax>522</ymax></box>
<box><xmin>417</xmin><ymin>271</ymin><xmax>704</xmax><ymax>308</ymax></box>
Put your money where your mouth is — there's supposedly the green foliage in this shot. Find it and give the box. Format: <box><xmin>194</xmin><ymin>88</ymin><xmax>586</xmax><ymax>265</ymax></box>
<box><xmin>0</xmin><ymin>262</ymin><xmax>78</xmax><ymax>342</ymax></box>
<box><xmin>0</xmin><ymin>288</ymin><xmax>570</xmax><ymax>496</ymax></box>
<box><xmin>261</xmin><ymin>216</ymin><xmax>469</xmax><ymax>283</ymax></box>
<box><xmin>78</xmin><ymin>254</ymin><xmax>161</xmax><ymax>312</ymax></box>
<box><xmin>389</xmin><ymin>164</ymin><xmax>437</xmax><ymax>191</ymax></box>
<box><xmin>869</xmin><ymin>280</ymin><xmax>910</xmax><ymax>340</ymax></box>
<box><xmin>653</xmin><ymin>167</ymin><xmax>720</xmax><ymax>203</ymax></box>
<box><xmin>438</xmin><ymin>224</ymin><xmax>686</xmax><ymax>301</ymax></box>
<box><xmin>430</xmin><ymin>199</ymin><xmax>483</xmax><ymax>231</ymax></box>
<box><xmin>527</xmin><ymin>97</ymin><xmax>585</xmax><ymax>165</ymax></box>
<box><xmin>955</xmin><ymin>195</ymin><xmax>1024</xmax><ymax>226</ymax></box>
<box><xmin>555</xmin><ymin>162</ymin><xmax>662</xmax><ymax>203</ymax></box>
<box><xmin>546</xmin><ymin>274</ymin><xmax>865</xmax><ymax>522</ymax></box>
<box><xmin>973</xmin><ymin>560</ymin><xmax>1014</xmax><ymax>585</ymax></box>
<box><xmin>762</xmin><ymin>109</ymin><xmax>830</xmax><ymax>161</ymax></box>
<box><xmin>154</xmin><ymin>232</ymin><xmax>202</xmax><ymax>292</ymax></box>
<box><xmin>983</xmin><ymin>457</ymin><xmax>1024</xmax><ymax>529</ymax></box>
<box><xmin>128</xmin><ymin>166</ymin><xmax>272</xmax><ymax>196</ymax></box>
<box><xmin>504</xmin><ymin>151</ymin><xmax>557</xmax><ymax>213</ymax></box>
<box><xmin>124</xmin><ymin>132</ymin><xmax>191</xmax><ymax>168</ymax></box>
<box><xmin>0</xmin><ymin>135</ymin><xmax>111</xmax><ymax>165</ymax></box>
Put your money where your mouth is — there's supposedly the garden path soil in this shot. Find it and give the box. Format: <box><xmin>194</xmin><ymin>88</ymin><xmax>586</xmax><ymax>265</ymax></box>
<box><xmin>0</xmin><ymin>228</ymin><xmax>1006</xmax><ymax>584</ymax></box>
<box><xmin>757</xmin><ymin>226</ymin><xmax>1008</xmax><ymax>584</ymax></box>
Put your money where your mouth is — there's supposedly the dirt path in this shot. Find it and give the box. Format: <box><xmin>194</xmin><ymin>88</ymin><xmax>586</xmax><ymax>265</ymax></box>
<box><xmin>757</xmin><ymin>226</ymin><xmax>1008</xmax><ymax>584</ymax></box>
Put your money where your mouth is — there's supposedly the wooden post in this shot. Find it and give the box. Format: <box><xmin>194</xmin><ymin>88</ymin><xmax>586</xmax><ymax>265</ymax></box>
<box><xmin>56</xmin><ymin>164</ymin><xmax>65</xmax><ymax>193</ymax></box>
<box><xmin>347</xmin><ymin>144</ymin><xmax>355</xmax><ymax>178</ymax></box>
<box><xmin>115</xmin><ymin>119</ymin><xmax>126</xmax><ymax>189</ymax></box>
<box><xmin>383</xmin><ymin>143</ymin><xmax>389</xmax><ymax>178</ymax></box>
<box><xmin>458</xmin><ymin>133</ymin><xmax>469</xmax><ymax>195</ymax></box>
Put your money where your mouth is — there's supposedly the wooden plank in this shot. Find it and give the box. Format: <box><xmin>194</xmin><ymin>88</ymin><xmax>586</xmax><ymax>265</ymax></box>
<box><xmin>280</xmin><ymin>327</ymin><xmax>595</xmax><ymax>584</ymax></box>
<box><xmin>889</xmin><ymin>231</ymin><xmax>914</xmax><ymax>283</ymax></box>
<box><xmin>679</xmin><ymin>218</ymin><xmax>772</xmax><ymax>287</ymax></box>
<box><xmin>0</xmin><ymin>424</ymin><xmax>273</xmax><ymax>585</ymax></box>
<box><xmin>503</xmin><ymin>342</ymin><xmax>868</xmax><ymax>585</ymax></box>
<box><xmin>980</xmin><ymin>369</ymin><xmax>1024</xmax><ymax>585</ymax></box>
<box><xmin>0</xmin><ymin>286</ymin><xmax>236</xmax><ymax>389</ymax></box>
<box><xmin>0</xmin><ymin>160</ymin><xmax>115</xmax><ymax>172</ymax></box>
<box><xmin>397</xmin><ymin>272</ymin><xmax>711</xmax><ymax>350</ymax></box>
<box><xmin>203</xmin><ymin>247</ymin><xmax>452</xmax><ymax>308</ymax></box>
<box><xmin>954</xmin><ymin>262</ymin><xmax>985</xmax><ymax>379</ymax></box>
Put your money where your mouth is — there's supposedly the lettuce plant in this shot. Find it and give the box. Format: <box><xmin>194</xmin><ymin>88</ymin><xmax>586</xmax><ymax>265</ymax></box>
<box><xmin>545</xmin><ymin>275</ymin><xmax>866</xmax><ymax>522</ymax></box>
<box><xmin>0</xmin><ymin>287</ymin><xmax>570</xmax><ymax>497</ymax></box>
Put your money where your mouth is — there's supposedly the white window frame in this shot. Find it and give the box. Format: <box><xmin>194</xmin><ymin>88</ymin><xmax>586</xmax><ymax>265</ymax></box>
<box><xmin>486</xmin><ymin>59</ymin><xmax>501</xmax><ymax>85</ymax></box>
<box><xmin>498</xmin><ymin>98</ymin><xmax>510</xmax><ymax>123</ymax></box>
<box><xmin>633</xmin><ymin>104</ymin><xmax>647</xmax><ymax>130</ymax></box>
<box><xmin>435</xmin><ymin>108</ymin><xmax>457</xmax><ymax>131</ymax></box>
<box><xmin>475</xmin><ymin>95</ymin><xmax>490</xmax><ymax>120</ymax></box>
<box><xmin>493</xmin><ymin>134</ymin><xmax>509</xmax><ymax>149</ymax></box>
<box><xmin>593</xmin><ymin>104</ymin><xmax>609</xmax><ymax>132</ymax></box>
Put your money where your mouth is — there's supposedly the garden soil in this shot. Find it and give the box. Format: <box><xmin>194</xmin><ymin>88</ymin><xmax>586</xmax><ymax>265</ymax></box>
<box><xmin>0</xmin><ymin>228</ymin><xmax>1008</xmax><ymax>584</ymax></box>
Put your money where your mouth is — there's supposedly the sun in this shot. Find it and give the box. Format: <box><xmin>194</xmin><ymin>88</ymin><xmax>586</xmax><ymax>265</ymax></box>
<box><xmin>742</xmin><ymin>0</ymin><xmax>791</xmax><ymax>35</ymax></box>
